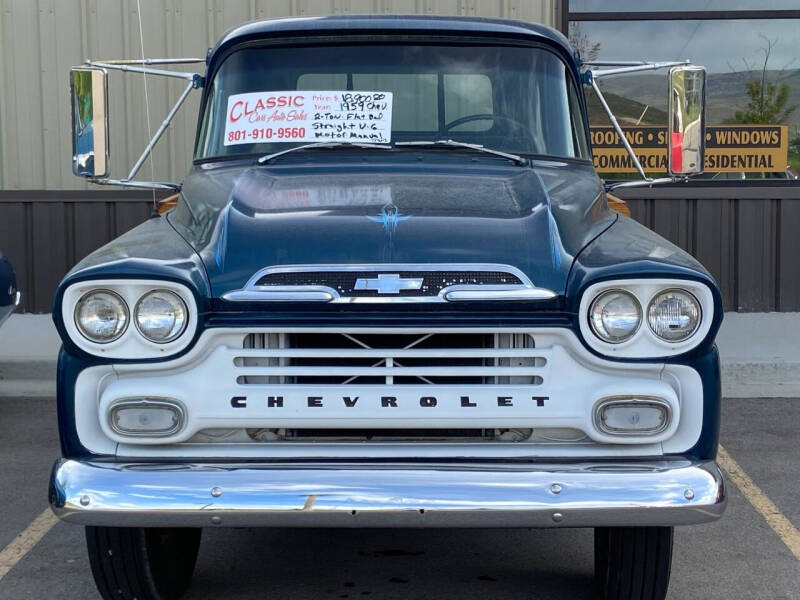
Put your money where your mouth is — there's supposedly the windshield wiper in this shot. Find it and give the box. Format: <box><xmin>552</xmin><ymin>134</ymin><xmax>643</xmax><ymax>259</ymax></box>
<box><xmin>395</xmin><ymin>140</ymin><xmax>526</xmax><ymax>166</ymax></box>
<box><xmin>258</xmin><ymin>139</ymin><xmax>526</xmax><ymax>166</ymax></box>
<box><xmin>258</xmin><ymin>142</ymin><xmax>392</xmax><ymax>164</ymax></box>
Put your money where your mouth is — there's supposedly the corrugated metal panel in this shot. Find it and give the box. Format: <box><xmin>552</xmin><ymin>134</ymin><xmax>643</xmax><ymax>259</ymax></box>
<box><xmin>0</xmin><ymin>191</ymin><xmax>155</xmax><ymax>311</ymax></box>
<box><xmin>617</xmin><ymin>185</ymin><xmax>800</xmax><ymax>313</ymax></box>
<box><xmin>0</xmin><ymin>0</ymin><xmax>558</xmax><ymax>191</ymax></box>
<box><xmin>2</xmin><ymin>188</ymin><xmax>799</xmax><ymax>313</ymax></box>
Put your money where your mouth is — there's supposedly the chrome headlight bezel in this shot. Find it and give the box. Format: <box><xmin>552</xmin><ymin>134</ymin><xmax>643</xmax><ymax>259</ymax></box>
<box><xmin>647</xmin><ymin>288</ymin><xmax>702</xmax><ymax>342</ymax></box>
<box><xmin>62</xmin><ymin>279</ymin><xmax>197</xmax><ymax>358</ymax></box>
<box><xmin>73</xmin><ymin>289</ymin><xmax>129</xmax><ymax>344</ymax></box>
<box><xmin>134</xmin><ymin>289</ymin><xmax>189</xmax><ymax>343</ymax></box>
<box><xmin>579</xmin><ymin>278</ymin><xmax>715</xmax><ymax>358</ymax></box>
<box><xmin>588</xmin><ymin>289</ymin><xmax>642</xmax><ymax>344</ymax></box>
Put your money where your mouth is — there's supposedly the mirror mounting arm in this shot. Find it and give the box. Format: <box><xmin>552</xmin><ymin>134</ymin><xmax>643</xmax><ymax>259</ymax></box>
<box><xmin>590</xmin><ymin>60</ymin><xmax>691</xmax><ymax>79</ymax></box>
<box><xmin>590</xmin><ymin>77</ymin><xmax>649</xmax><ymax>181</ymax></box>
<box><xmin>125</xmin><ymin>79</ymin><xmax>195</xmax><ymax>181</ymax></box>
<box><xmin>87</xmin><ymin>178</ymin><xmax>180</xmax><ymax>191</ymax></box>
<box><xmin>84</xmin><ymin>60</ymin><xmax>200</xmax><ymax>82</ymax></box>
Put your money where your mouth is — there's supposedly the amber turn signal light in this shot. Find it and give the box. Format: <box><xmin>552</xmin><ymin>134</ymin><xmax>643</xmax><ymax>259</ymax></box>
<box><xmin>606</xmin><ymin>193</ymin><xmax>631</xmax><ymax>217</ymax></box>
<box><xmin>156</xmin><ymin>193</ymin><xmax>179</xmax><ymax>214</ymax></box>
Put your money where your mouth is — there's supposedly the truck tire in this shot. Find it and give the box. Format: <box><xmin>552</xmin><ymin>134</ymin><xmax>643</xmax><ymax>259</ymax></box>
<box><xmin>85</xmin><ymin>526</ymin><xmax>201</xmax><ymax>600</ymax></box>
<box><xmin>594</xmin><ymin>526</ymin><xmax>673</xmax><ymax>600</ymax></box>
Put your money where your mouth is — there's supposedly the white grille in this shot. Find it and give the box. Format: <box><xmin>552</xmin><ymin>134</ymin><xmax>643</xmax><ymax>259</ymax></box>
<box><xmin>235</xmin><ymin>332</ymin><xmax>547</xmax><ymax>386</ymax></box>
<box><xmin>79</xmin><ymin>327</ymin><xmax>702</xmax><ymax>459</ymax></box>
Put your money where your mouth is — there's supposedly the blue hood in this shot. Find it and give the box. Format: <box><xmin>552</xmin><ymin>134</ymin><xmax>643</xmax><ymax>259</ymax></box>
<box><xmin>169</xmin><ymin>158</ymin><xmax>613</xmax><ymax>299</ymax></box>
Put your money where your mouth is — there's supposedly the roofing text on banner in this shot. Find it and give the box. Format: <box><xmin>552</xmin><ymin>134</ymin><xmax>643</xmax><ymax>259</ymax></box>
<box><xmin>590</xmin><ymin>125</ymin><xmax>788</xmax><ymax>173</ymax></box>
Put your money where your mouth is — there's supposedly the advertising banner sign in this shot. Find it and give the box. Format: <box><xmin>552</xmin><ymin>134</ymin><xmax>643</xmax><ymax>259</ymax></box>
<box><xmin>224</xmin><ymin>90</ymin><xmax>393</xmax><ymax>146</ymax></box>
<box><xmin>591</xmin><ymin>125</ymin><xmax>788</xmax><ymax>173</ymax></box>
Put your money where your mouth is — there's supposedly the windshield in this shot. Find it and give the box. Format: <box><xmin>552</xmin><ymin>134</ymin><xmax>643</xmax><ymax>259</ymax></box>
<box><xmin>197</xmin><ymin>43</ymin><xmax>589</xmax><ymax>161</ymax></box>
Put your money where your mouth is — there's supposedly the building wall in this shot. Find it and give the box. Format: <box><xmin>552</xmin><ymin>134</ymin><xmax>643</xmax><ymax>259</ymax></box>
<box><xmin>0</xmin><ymin>0</ymin><xmax>560</xmax><ymax>191</ymax></box>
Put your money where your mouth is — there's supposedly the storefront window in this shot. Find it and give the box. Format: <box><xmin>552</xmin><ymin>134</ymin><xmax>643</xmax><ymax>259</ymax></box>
<box><xmin>569</xmin><ymin>7</ymin><xmax>800</xmax><ymax>180</ymax></box>
<box><xmin>571</xmin><ymin>1</ymin><xmax>800</xmax><ymax>12</ymax></box>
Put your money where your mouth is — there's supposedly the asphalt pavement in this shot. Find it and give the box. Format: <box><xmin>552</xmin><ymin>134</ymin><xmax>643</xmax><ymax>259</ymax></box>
<box><xmin>0</xmin><ymin>397</ymin><xmax>797</xmax><ymax>600</ymax></box>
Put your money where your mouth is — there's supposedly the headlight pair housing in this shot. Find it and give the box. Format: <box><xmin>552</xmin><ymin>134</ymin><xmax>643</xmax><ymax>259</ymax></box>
<box><xmin>61</xmin><ymin>280</ymin><xmax>197</xmax><ymax>358</ymax></box>
<box><xmin>590</xmin><ymin>288</ymin><xmax>700</xmax><ymax>344</ymax></box>
<box><xmin>75</xmin><ymin>289</ymin><xmax>187</xmax><ymax>344</ymax></box>
<box><xmin>579</xmin><ymin>279</ymin><xmax>714</xmax><ymax>358</ymax></box>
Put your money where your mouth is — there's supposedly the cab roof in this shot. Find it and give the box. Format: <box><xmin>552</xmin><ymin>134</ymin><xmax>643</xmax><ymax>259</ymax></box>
<box><xmin>207</xmin><ymin>15</ymin><xmax>575</xmax><ymax>72</ymax></box>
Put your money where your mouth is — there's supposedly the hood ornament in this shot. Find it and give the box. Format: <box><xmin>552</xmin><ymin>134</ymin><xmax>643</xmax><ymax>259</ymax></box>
<box><xmin>367</xmin><ymin>203</ymin><xmax>410</xmax><ymax>236</ymax></box>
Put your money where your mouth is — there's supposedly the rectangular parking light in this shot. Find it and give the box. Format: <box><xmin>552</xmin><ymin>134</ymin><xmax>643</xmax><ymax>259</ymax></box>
<box><xmin>596</xmin><ymin>398</ymin><xmax>669</xmax><ymax>436</ymax></box>
<box><xmin>109</xmin><ymin>399</ymin><xmax>184</xmax><ymax>436</ymax></box>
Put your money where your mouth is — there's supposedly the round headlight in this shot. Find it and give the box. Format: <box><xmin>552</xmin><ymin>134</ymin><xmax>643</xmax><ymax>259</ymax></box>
<box><xmin>135</xmin><ymin>290</ymin><xmax>188</xmax><ymax>343</ymax></box>
<box><xmin>589</xmin><ymin>290</ymin><xmax>642</xmax><ymax>343</ymax></box>
<box><xmin>74</xmin><ymin>290</ymin><xmax>129</xmax><ymax>343</ymax></box>
<box><xmin>647</xmin><ymin>289</ymin><xmax>701</xmax><ymax>341</ymax></box>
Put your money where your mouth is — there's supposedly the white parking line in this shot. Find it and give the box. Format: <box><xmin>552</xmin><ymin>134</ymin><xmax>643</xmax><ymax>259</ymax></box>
<box><xmin>719</xmin><ymin>444</ymin><xmax>800</xmax><ymax>561</ymax></box>
<box><xmin>0</xmin><ymin>509</ymin><xmax>59</xmax><ymax>582</ymax></box>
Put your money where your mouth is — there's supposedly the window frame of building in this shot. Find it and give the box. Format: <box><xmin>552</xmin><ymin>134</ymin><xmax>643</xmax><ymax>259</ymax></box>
<box><xmin>565</xmin><ymin>2</ymin><xmax>800</xmax><ymax>186</ymax></box>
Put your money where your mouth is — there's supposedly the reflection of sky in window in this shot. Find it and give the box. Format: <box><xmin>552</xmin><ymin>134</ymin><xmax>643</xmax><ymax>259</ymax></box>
<box><xmin>571</xmin><ymin>0</ymin><xmax>800</xmax><ymax>11</ymax></box>
<box><xmin>571</xmin><ymin>19</ymin><xmax>799</xmax><ymax>74</ymax></box>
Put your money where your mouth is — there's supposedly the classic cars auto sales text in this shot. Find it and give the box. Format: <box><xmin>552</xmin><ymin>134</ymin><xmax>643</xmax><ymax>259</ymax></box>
<box><xmin>224</xmin><ymin>90</ymin><xmax>394</xmax><ymax>145</ymax></box>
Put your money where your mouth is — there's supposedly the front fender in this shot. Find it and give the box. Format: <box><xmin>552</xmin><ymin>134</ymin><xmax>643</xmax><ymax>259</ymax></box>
<box><xmin>565</xmin><ymin>215</ymin><xmax>723</xmax><ymax>462</ymax></box>
<box><xmin>52</xmin><ymin>215</ymin><xmax>211</xmax><ymax>359</ymax></box>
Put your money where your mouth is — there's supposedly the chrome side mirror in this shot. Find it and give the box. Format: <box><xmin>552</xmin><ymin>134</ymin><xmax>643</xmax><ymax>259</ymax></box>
<box><xmin>668</xmin><ymin>66</ymin><xmax>706</xmax><ymax>176</ymax></box>
<box><xmin>70</xmin><ymin>67</ymin><xmax>109</xmax><ymax>178</ymax></box>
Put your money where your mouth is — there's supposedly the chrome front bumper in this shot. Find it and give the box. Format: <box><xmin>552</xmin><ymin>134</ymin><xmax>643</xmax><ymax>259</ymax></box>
<box><xmin>50</xmin><ymin>459</ymin><xmax>726</xmax><ymax>528</ymax></box>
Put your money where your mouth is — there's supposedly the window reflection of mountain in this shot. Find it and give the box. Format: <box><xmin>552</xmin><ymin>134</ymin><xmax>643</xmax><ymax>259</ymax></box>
<box><xmin>585</xmin><ymin>87</ymin><xmax>668</xmax><ymax>127</ymax></box>
<box><xmin>594</xmin><ymin>70</ymin><xmax>800</xmax><ymax>131</ymax></box>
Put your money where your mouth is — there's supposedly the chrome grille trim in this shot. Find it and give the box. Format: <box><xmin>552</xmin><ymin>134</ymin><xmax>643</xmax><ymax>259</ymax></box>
<box><xmin>237</xmin><ymin>332</ymin><xmax>546</xmax><ymax>386</ymax></box>
<box><xmin>256</xmin><ymin>269</ymin><xmax>522</xmax><ymax>296</ymax></box>
<box><xmin>221</xmin><ymin>263</ymin><xmax>556</xmax><ymax>303</ymax></box>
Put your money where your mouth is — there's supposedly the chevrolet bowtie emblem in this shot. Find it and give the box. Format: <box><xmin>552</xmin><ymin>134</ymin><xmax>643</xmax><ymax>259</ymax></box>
<box><xmin>354</xmin><ymin>273</ymin><xmax>424</xmax><ymax>294</ymax></box>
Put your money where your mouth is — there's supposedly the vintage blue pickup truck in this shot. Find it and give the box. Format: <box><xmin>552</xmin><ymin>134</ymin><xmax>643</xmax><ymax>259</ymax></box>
<box><xmin>50</xmin><ymin>15</ymin><xmax>725</xmax><ymax>600</ymax></box>
<box><xmin>0</xmin><ymin>250</ymin><xmax>19</xmax><ymax>328</ymax></box>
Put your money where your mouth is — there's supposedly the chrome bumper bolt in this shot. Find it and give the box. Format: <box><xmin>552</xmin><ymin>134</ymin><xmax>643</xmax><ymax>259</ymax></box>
<box><xmin>211</xmin><ymin>486</ymin><xmax>223</xmax><ymax>498</ymax></box>
<box><xmin>684</xmin><ymin>489</ymin><xmax>695</xmax><ymax>500</ymax></box>
<box><xmin>552</xmin><ymin>512</ymin><xmax>563</xmax><ymax>523</ymax></box>
<box><xmin>550</xmin><ymin>483</ymin><xmax>563</xmax><ymax>494</ymax></box>
<box><xmin>79</xmin><ymin>495</ymin><xmax>90</xmax><ymax>506</ymax></box>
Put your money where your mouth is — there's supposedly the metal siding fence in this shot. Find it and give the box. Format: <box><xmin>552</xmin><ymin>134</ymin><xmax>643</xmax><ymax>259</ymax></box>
<box><xmin>2</xmin><ymin>188</ymin><xmax>799</xmax><ymax>313</ymax></box>
<box><xmin>0</xmin><ymin>191</ymin><xmax>154</xmax><ymax>312</ymax></box>
<box><xmin>0</xmin><ymin>0</ymin><xmax>559</xmax><ymax>191</ymax></box>
<box><xmin>616</xmin><ymin>186</ymin><xmax>800</xmax><ymax>313</ymax></box>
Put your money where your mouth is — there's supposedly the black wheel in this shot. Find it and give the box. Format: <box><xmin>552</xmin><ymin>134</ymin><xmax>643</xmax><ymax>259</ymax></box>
<box><xmin>594</xmin><ymin>526</ymin><xmax>673</xmax><ymax>600</ymax></box>
<box><xmin>86</xmin><ymin>526</ymin><xmax>202</xmax><ymax>600</ymax></box>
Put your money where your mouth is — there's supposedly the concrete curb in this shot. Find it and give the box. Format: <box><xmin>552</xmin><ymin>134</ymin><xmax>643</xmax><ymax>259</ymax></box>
<box><xmin>0</xmin><ymin>314</ymin><xmax>60</xmax><ymax>398</ymax></box>
<box><xmin>716</xmin><ymin>312</ymin><xmax>800</xmax><ymax>399</ymax></box>
<box><xmin>721</xmin><ymin>363</ymin><xmax>800</xmax><ymax>399</ymax></box>
<box><xmin>0</xmin><ymin>361</ymin><xmax>56</xmax><ymax>397</ymax></box>
<box><xmin>1</xmin><ymin>312</ymin><xmax>799</xmax><ymax>399</ymax></box>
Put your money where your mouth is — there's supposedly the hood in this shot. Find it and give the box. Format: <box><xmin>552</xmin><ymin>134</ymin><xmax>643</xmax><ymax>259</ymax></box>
<box><xmin>169</xmin><ymin>159</ymin><xmax>613</xmax><ymax>299</ymax></box>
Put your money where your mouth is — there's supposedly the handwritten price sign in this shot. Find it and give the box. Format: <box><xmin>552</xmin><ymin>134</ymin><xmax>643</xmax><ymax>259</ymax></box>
<box><xmin>223</xmin><ymin>90</ymin><xmax>393</xmax><ymax>146</ymax></box>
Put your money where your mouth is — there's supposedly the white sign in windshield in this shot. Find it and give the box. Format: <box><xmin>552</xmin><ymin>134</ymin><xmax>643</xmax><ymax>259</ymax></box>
<box><xmin>223</xmin><ymin>90</ymin><xmax>393</xmax><ymax>146</ymax></box>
